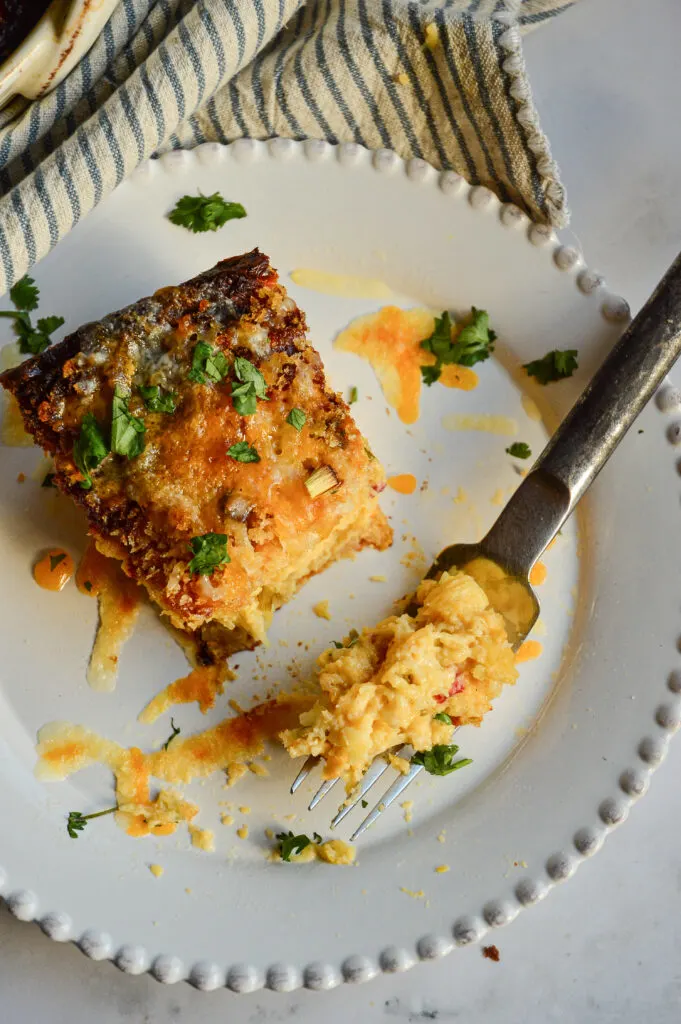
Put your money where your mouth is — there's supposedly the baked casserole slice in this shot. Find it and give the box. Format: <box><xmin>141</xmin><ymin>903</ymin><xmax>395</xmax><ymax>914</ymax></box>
<box><xmin>0</xmin><ymin>250</ymin><xmax>391</xmax><ymax>648</ymax></box>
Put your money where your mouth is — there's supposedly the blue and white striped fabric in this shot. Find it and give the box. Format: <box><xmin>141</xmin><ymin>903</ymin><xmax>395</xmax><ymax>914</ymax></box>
<box><xmin>0</xmin><ymin>0</ymin><xmax>576</xmax><ymax>293</ymax></box>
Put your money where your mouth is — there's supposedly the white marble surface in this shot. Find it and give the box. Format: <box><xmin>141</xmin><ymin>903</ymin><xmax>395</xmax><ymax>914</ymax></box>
<box><xmin>2</xmin><ymin>0</ymin><xmax>681</xmax><ymax>1019</ymax></box>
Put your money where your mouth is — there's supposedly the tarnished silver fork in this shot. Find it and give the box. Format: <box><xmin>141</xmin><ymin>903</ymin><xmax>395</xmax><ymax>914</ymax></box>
<box><xmin>292</xmin><ymin>252</ymin><xmax>681</xmax><ymax>840</ymax></box>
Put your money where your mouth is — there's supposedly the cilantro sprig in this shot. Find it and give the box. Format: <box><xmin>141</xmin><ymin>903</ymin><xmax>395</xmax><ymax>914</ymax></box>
<box><xmin>227</xmin><ymin>441</ymin><xmax>260</xmax><ymax>463</ymax></box>
<box><xmin>168</xmin><ymin>192</ymin><xmax>247</xmax><ymax>234</ymax></box>
<box><xmin>139</xmin><ymin>384</ymin><xmax>177</xmax><ymax>414</ymax></box>
<box><xmin>506</xmin><ymin>442</ymin><xmax>532</xmax><ymax>459</ymax></box>
<box><xmin>10</xmin><ymin>275</ymin><xmax>39</xmax><ymax>311</ymax></box>
<box><xmin>162</xmin><ymin>718</ymin><xmax>181</xmax><ymax>751</ymax></box>
<box><xmin>0</xmin><ymin>274</ymin><xmax>65</xmax><ymax>354</ymax></box>
<box><xmin>411</xmin><ymin>744</ymin><xmax>472</xmax><ymax>776</ymax></box>
<box><xmin>286</xmin><ymin>407</ymin><xmax>306</xmax><ymax>431</ymax></box>
<box><xmin>420</xmin><ymin>308</ymin><xmax>496</xmax><ymax>385</ymax></box>
<box><xmin>331</xmin><ymin>628</ymin><xmax>360</xmax><ymax>650</ymax></box>
<box><xmin>231</xmin><ymin>356</ymin><xmax>268</xmax><ymax>416</ymax></box>
<box><xmin>433</xmin><ymin>712</ymin><xmax>453</xmax><ymax>725</ymax></box>
<box><xmin>523</xmin><ymin>349</ymin><xmax>578</xmax><ymax>385</ymax></box>
<box><xmin>111</xmin><ymin>386</ymin><xmax>146</xmax><ymax>459</ymax></box>
<box><xmin>188</xmin><ymin>341</ymin><xmax>230</xmax><ymax>385</ymax></box>
<box><xmin>188</xmin><ymin>532</ymin><xmax>230</xmax><ymax>575</ymax></box>
<box><xmin>67</xmin><ymin>806</ymin><xmax>117</xmax><ymax>839</ymax></box>
<box><xmin>73</xmin><ymin>414</ymin><xmax>109</xmax><ymax>489</ymax></box>
<box><xmin>276</xmin><ymin>831</ymin><xmax>321</xmax><ymax>861</ymax></box>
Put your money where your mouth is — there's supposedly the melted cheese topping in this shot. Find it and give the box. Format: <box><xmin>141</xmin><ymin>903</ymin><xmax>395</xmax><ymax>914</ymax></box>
<box><xmin>280</xmin><ymin>572</ymin><xmax>517</xmax><ymax>787</ymax></box>
<box><xmin>334</xmin><ymin>307</ymin><xmax>477</xmax><ymax>425</ymax></box>
<box><xmin>76</xmin><ymin>542</ymin><xmax>142</xmax><ymax>692</ymax></box>
<box><xmin>290</xmin><ymin>268</ymin><xmax>392</xmax><ymax>300</ymax></box>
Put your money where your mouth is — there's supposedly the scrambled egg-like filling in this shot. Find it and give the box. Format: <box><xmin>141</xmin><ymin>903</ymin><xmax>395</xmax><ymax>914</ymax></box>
<box><xmin>280</xmin><ymin>571</ymin><xmax>517</xmax><ymax>787</ymax></box>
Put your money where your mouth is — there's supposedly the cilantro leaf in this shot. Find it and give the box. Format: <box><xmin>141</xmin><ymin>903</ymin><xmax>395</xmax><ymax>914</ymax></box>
<box><xmin>451</xmin><ymin>307</ymin><xmax>497</xmax><ymax>367</ymax></box>
<box><xmin>41</xmin><ymin>472</ymin><xmax>56</xmax><ymax>488</ymax></box>
<box><xmin>227</xmin><ymin>441</ymin><xmax>260</xmax><ymax>463</ymax></box>
<box><xmin>286</xmin><ymin>407</ymin><xmax>306</xmax><ymax>431</ymax></box>
<box><xmin>506</xmin><ymin>442</ymin><xmax>532</xmax><ymax>459</ymax></box>
<box><xmin>421</xmin><ymin>310</ymin><xmax>455</xmax><ymax>364</ymax></box>
<box><xmin>231</xmin><ymin>356</ymin><xmax>268</xmax><ymax>416</ymax></box>
<box><xmin>49</xmin><ymin>553</ymin><xmax>66</xmax><ymax>572</ymax></box>
<box><xmin>139</xmin><ymin>385</ymin><xmax>177</xmax><ymax>414</ymax></box>
<box><xmin>331</xmin><ymin>628</ymin><xmax>360</xmax><ymax>650</ymax></box>
<box><xmin>111</xmin><ymin>386</ymin><xmax>146</xmax><ymax>460</ymax></box>
<box><xmin>3</xmin><ymin>310</ymin><xmax>62</xmax><ymax>354</ymax></box>
<box><xmin>67</xmin><ymin>806</ymin><xmax>117</xmax><ymax>839</ymax></box>
<box><xmin>411</xmin><ymin>744</ymin><xmax>473</xmax><ymax>776</ymax></box>
<box><xmin>1</xmin><ymin>277</ymin><xmax>64</xmax><ymax>354</ymax></box>
<box><xmin>523</xmin><ymin>349</ymin><xmax>578</xmax><ymax>385</ymax></box>
<box><xmin>10</xmin><ymin>274</ymin><xmax>39</xmax><ymax>312</ymax></box>
<box><xmin>348</xmin><ymin>386</ymin><xmax>358</xmax><ymax>404</ymax></box>
<box><xmin>168</xmin><ymin>192</ymin><xmax>247</xmax><ymax>234</ymax></box>
<box><xmin>188</xmin><ymin>341</ymin><xmax>230</xmax><ymax>385</ymax></box>
<box><xmin>162</xmin><ymin>717</ymin><xmax>180</xmax><ymax>751</ymax></box>
<box><xmin>188</xmin><ymin>532</ymin><xmax>230</xmax><ymax>575</ymax></box>
<box><xmin>420</xmin><ymin>308</ymin><xmax>496</xmax><ymax>383</ymax></box>
<box><xmin>73</xmin><ymin>414</ymin><xmax>109</xmax><ymax>489</ymax></box>
<box><xmin>420</xmin><ymin>364</ymin><xmax>442</xmax><ymax>386</ymax></box>
<box><xmin>276</xmin><ymin>831</ymin><xmax>312</xmax><ymax>862</ymax></box>
<box><xmin>433</xmin><ymin>712</ymin><xmax>453</xmax><ymax>725</ymax></box>
<box><xmin>36</xmin><ymin>315</ymin><xmax>65</xmax><ymax>336</ymax></box>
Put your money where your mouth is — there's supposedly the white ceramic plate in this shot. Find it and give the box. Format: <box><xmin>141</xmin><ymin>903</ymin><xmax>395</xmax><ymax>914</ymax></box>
<box><xmin>1</xmin><ymin>140</ymin><xmax>679</xmax><ymax>992</ymax></box>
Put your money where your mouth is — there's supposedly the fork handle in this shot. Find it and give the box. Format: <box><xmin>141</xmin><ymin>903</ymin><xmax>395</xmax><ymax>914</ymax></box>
<box><xmin>481</xmin><ymin>251</ymin><xmax>681</xmax><ymax>577</ymax></box>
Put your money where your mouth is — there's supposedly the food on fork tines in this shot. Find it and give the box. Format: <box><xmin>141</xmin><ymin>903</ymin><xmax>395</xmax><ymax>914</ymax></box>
<box><xmin>0</xmin><ymin>250</ymin><xmax>392</xmax><ymax>651</ymax></box>
<box><xmin>280</xmin><ymin>571</ymin><xmax>518</xmax><ymax>788</ymax></box>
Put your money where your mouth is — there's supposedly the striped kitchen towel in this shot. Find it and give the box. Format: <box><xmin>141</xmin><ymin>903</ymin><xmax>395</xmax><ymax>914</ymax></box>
<box><xmin>0</xmin><ymin>0</ymin><xmax>577</xmax><ymax>293</ymax></box>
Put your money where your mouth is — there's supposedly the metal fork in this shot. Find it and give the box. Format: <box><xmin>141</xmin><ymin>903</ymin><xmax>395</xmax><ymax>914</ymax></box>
<box><xmin>292</xmin><ymin>251</ymin><xmax>681</xmax><ymax>840</ymax></box>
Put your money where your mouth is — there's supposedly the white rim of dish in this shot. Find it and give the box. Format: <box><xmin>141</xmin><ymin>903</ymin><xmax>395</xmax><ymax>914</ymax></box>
<box><xmin>4</xmin><ymin>139</ymin><xmax>679</xmax><ymax>993</ymax></box>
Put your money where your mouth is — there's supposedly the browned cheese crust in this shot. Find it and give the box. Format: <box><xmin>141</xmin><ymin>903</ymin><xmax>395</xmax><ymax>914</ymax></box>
<box><xmin>1</xmin><ymin>250</ymin><xmax>392</xmax><ymax>642</ymax></box>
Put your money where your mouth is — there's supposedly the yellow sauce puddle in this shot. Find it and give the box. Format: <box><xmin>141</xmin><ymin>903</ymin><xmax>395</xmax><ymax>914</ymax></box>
<box><xmin>334</xmin><ymin>306</ymin><xmax>477</xmax><ymax>424</ymax></box>
<box><xmin>441</xmin><ymin>413</ymin><xmax>518</xmax><ymax>436</ymax></box>
<box><xmin>290</xmin><ymin>268</ymin><xmax>393</xmax><ymax>300</ymax></box>
<box><xmin>522</xmin><ymin>394</ymin><xmax>541</xmax><ymax>422</ymax></box>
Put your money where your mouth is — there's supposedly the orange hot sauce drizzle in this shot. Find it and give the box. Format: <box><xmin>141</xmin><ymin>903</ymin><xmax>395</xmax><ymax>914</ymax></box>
<box><xmin>334</xmin><ymin>306</ymin><xmax>477</xmax><ymax>425</ymax></box>
<box><xmin>35</xmin><ymin>696</ymin><xmax>314</xmax><ymax>839</ymax></box>
<box><xmin>138</xmin><ymin>664</ymin><xmax>230</xmax><ymax>724</ymax></box>
<box><xmin>528</xmin><ymin>561</ymin><xmax>547</xmax><ymax>587</ymax></box>
<box><xmin>387</xmin><ymin>473</ymin><xmax>417</xmax><ymax>495</ymax></box>
<box><xmin>76</xmin><ymin>541</ymin><xmax>142</xmax><ymax>692</ymax></box>
<box><xmin>33</xmin><ymin>549</ymin><xmax>74</xmax><ymax>591</ymax></box>
<box><xmin>515</xmin><ymin>640</ymin><xmax>543</xmax><ymax>664</ymax></box>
